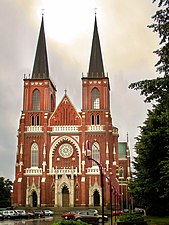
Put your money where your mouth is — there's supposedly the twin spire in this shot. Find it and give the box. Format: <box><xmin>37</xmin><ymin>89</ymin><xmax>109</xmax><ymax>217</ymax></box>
<box><xmin>31</xmin><ymin>15</ymin><xmax>105</xmax><ymax>79</ymax></box>
<box><xmin>88</xmin><ymin>15</ymin><xmax>105</xmax><ymax>78</ymax></box>
<box><xmin>32</xmin><ymin>16</ymin><xmax>49</xmax><ymax>79</ymax></box>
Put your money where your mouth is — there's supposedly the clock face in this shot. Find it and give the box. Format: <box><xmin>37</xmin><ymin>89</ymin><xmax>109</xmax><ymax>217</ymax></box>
<box><xmin>59</xmin><ymin>144</ymin><xmax>73</xmax><ymax>158</ymax></box>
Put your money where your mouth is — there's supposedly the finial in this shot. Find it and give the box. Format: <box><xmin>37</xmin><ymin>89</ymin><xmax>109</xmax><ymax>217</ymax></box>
<box><xmin>94</xmin><ymin>8</ymin><xmax>97</xmax><ymax>16</ymax></box>
<box><xmin>42</xmin><ymin>8</ymin><xmax>45</xmax><ymax>17</ymax></box>
<box><xmin>64</xmin><ymin>89</ymin><xmax>67</xmax><ymax>95</ymax></box>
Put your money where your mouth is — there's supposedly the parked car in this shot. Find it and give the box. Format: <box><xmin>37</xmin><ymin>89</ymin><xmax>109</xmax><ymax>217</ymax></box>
<box><xmin>33</xmin><ymin>209</ymin><xmax>45</xmax><ymax>218</ymax></box>
<box><xmin>15</xmin><ymin>210</ymin><xmax>29</xmax><ymax>219</ymax></box>
<box><xmin>1</xmin><ymin>210</ymin><xmax>19</xmax><ymax>219</ymax></box>
<box><xmin>134</xmin><ymin>208</ymin><xmax>146</xmax><ymax>216</ymax></box>
<box><xmin>0</xmin><ymin>212</ymin><xmax>4</xmax><ymax>220</ymax></box>
<box><xmin>85</xmin><ymin>209</ymin><xmax>98</xmax><ymax>215</ymax></box>
<box><xmin>112</xmin><ymin>211</ymin><xmax>124</xmax><ymax>216</ymax></box>
<box><xmin>61</xmin><ymin>211</ymin><xmax>78</xmax><ymax>220</ymax></box>
<box><xmin>43</xmin><ymin>209</ymin><xmax>54</xmax><ymax>216</ymax></box>
<box><xmin>123</xmin><ymin>209</ymin><xmax>129</xmax><ymax>213</ymax></box>
<box><xmin>74</xmin><ymin>210</ymin><xmax>108</xmax><ymax>224</ymax></box>
<box><xmin>26</xmin><ymin>209</ymin><xmax>35</xmax><ymax>218</ymax></box>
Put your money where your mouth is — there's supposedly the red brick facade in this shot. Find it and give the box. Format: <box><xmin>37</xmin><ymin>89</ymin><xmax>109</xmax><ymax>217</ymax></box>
<box><xmin>13</xmin><ymin>16</ymin><xmax>131</xmax><ymax>208</ymax></box>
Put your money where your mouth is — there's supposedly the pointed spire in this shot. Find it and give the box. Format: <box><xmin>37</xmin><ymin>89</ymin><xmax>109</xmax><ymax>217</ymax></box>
<box><xmin>88</xmin><ymin>15</ymin><xmax>105</xmax><ymax>78</ymax></box>
<box><xmin>32</xmin><ymin>15</ymin><xmax>49</xmax><ymax>79</ymax></box>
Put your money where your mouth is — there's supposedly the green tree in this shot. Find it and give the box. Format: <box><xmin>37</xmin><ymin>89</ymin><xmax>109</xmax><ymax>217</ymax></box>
<box><xmin>0</xmin><ymin>177</ymin><xmax>13</xmax><ymax>208</ymax></box>
<box><xmin>128</xmin><ymin>0</ymin><xmax>169</xmax><ymax>216</ymax></box>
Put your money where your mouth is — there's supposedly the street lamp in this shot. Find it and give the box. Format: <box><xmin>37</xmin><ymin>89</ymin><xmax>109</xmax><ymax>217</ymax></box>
<box><xmin>106</xmin><ymin>176</ymin><xmax>113</xmax><ymax>225</ymax></box>
<box><xmin>85</xmin><ymin>140</ymin><xmax>104</xmax><ymax>225</ymax></box>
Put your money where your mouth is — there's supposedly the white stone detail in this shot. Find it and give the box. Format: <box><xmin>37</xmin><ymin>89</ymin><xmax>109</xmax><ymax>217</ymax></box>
<box><xmin>51</xmin><ymin>126</ymin><xmax>79</xmax><ymax>133</ymax></box>
<box><xmin>106</xmin><ymin>160</ymin><xmax>109</xmax><ymax>171</ymax></box>
<box><xmin>51</xmin><ymin>136</ymin><xmax>58</xmax><ymax>143</ymax></box>
<box><xmin>87</xmin><ymin>125</ymin><xmax>104</xmax><ymax>132</ymax></box>
<box><xmin>18</xmin><ymin>178</ymin><xmax>22</xmax><ymax>182</ymax></box>
<box><xmin>26</xmin><ymin>126</ymin><xmax>43</xmax><ymax>132</ymax></box>
<box><xmin>72</xmin><ymin>136</ymin><xmax>79</xmax><ymax>142</ymax></box>
<box><xmin>41</xmin><ymin>177</ymin><xmax>46</xmax><ymax>182</ymax></box>
<box><xmin>82</xmin><ymin>160</ymin><xmax>85</xmax><ymax>171</ymax></box>
<box><xmin>81</xmin><ymin>177</ymin><xmax>85</xmax><ymax>182</ymax></box>
<box><xmin>86</xmin><ymin>167</ymin><xmax>100</xmax><ymax>174</ymax></box>
<box><xmin>48</xmin><ymin>167</ymin><xmax>78</xmax><ymax>176</ymax></box>
<box><xmin>24</xmin><ymin>167</ymin><xmax>42</xmax><ymax>175</ymax></box>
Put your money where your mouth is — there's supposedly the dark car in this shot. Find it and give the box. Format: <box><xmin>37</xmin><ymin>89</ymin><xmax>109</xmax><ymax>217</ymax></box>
<box><xmin>61</xmin><ymin>211</ymin><xmax>78</xmax><ymax>220</ymax></box>
<box><xmin>33</xmin><ymin>209</ymin><xmax>45</xmax><ymax>218</ymax></box>
<box><xmin>74</xmin><ymin>210</ymin><xmax>108</xmax><ymax>224</ymax></box>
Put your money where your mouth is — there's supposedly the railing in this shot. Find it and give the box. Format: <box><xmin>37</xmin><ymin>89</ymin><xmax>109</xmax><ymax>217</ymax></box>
<box><xmin>87</xmin><ymin>125</ymin><xmax>104</xmax><ymax>132</ymax></box>
<box><xmin>26</xmin><ymin>126</ymin><xmax>43</xmax><ymax>132</ymax></box>
<box><xmin>86</xmin><ymin>167</ymin><xmax>100</xmax><ymax>174</ymax></box>
<box><xmin>48</xmin><ymin>167</ymin><xmax>78</xmax><ymax>175</ymax></box>
<box><xmin>24</xmin><ymin>167</ymin><xmax>42</xmax><ymax>175</ymax></box>
<box><xmin>51</xmin><ymin>126</ymin><xmax>79</xmax><ymax>133</ymax></box>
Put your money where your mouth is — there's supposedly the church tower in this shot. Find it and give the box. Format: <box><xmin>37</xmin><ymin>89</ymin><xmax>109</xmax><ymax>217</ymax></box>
<box><xmin>13</xmin><ymin>16</ymin><xmax>56</xmax><ymax>206</ymax></box>
<box><xmin>13</xmin><ymin>15</ymin><xmax>125</xmax><ymax>208</ymax></box>
<box><xmin>81</xmin><ymin>15</ymin><xmax>119</xmax><ymax>206</ymax></box>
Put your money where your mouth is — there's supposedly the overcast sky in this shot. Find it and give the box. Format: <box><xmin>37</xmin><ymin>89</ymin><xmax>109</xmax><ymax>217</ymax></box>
<box><xmin>0</xmin><ymin>0</ymin><xmax>159</xmax><ymax>181</ymax></box>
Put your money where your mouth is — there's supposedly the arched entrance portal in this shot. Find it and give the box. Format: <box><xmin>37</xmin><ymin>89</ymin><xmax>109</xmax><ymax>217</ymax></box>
<box><xmin>94</xmin><ymin>190</ymin><xmax>100</xmax><ymax>206</ymax></box>
<box><xmin>62</xmin><ymin>186</ymin><xmax>69</xmax><ymax>207</ymax></box>
<box><xmin>32</xmin><ymin>191</ymin><xmax>37</xmax><ymax>207</ymax></box>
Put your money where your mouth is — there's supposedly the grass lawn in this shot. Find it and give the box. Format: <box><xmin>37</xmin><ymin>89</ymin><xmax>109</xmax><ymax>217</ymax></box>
<box><xmin>145</xmin><ymin>216</ymin><xmax>169</xmax><ymax>224</ymax></box>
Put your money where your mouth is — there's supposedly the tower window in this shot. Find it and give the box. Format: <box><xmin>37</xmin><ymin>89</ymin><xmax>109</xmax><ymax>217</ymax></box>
<box><xmin>36</xmin><ymin>115</ymin><xmax>40</xmax><ymax>125</ymax></box>
<box><xmin>31</xmin><ymin>143</ymin><xmax>39</xmax><ymax>167</ymax></box>
<box><xmin>92</xmin><ymin>88</ymin><xmax>100</xmax><ymax>109</ymax></box>
<box><xmin>96</xmin><ymin>115</ymin><xmax>100</xmax><ymax>125</ymax></box>
<box><xmin>32</xmin><ymin>89</ymin><xmax>40</xmax><ymax>111</ymax></box>
<box><xmin>31</xmin><ymin>115</ymin><xmax>35</xmax><ymax>125</ymax></box>
<box><xmin>31</xmin><ymin>115</ymin><xmax>40</xmax><ymax>125</ymax></box>
<box><xmin>92</xmin><ymin>142</ymin><xmax>100</xmax><ymax>166</ymax></box>
<box><xmin>91</xmin><ymin>114</ymin><xmax>95</xmax><ymax>125</ymax></box>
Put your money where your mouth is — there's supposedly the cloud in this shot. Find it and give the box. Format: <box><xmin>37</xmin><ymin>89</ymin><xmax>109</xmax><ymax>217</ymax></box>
<box><xmin>0</xmin><ymin>0</ymin><xmax>159</xmax><ymax>180</ymax></box>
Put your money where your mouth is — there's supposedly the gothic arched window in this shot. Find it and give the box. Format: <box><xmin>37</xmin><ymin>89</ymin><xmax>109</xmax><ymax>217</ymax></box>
<box><xmin>96</xmin><ymin>115</ymin><xmax>100</xmax><ymax>125</ymax></box>
<box><xmin>36</xmin><ymin>115</ymin><xmax>40</xmax><ymax>125</ymax></box>
<box><xmin>92</xmin><ymin>88</ymin><xmax>100</xmax><ymax>109</ymax></box>
<box><xmin>91</xmin><ymin>114</ymin><xmax>95</xmax><ymax>125</ymax></box>
<box><xmin>31</xmin><ymin>143</ymin><xmax>39</xmax><ymax>167</ymax></box>
<box><xmin>92</xmin><ymin>142</ymin><xmax>100</xmax><ymax>166</ymax></box>
<box><xmin>31</xmin><ymin>115</ymin><xmax>35</xmax><ymax>125</ymax></box>
<box><xmin>32</xmin><ymin>89</ymin><xmax>40</xmax><ymax>111</ymax></box>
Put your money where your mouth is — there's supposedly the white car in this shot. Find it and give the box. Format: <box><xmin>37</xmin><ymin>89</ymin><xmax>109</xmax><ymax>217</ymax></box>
<box><xmin>1</xmin><ymin>210</ymin><xmax>18</xmax><ymax>219</ymax></box>
<box><xmin>43</xmin><ymin>210</ymin><xmax>54</xmax><ymax>216</ymax></box>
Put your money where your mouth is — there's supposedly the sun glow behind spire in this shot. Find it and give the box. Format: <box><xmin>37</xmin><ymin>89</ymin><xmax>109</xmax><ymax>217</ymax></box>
<box><xmin>39</xmin><ymin>0</ymin><xmax>97</xmax><ymax>43</ymax></box>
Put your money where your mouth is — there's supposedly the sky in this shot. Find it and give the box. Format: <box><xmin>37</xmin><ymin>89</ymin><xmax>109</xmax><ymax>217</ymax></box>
<box><xmin>0</xmin><ymin>0</ymin><xmax>159</xmax><ymax>181</ymax></box>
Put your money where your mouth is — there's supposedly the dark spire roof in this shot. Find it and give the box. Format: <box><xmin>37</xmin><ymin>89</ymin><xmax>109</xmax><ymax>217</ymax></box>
<box><xmin>88</xmin><ymin>15</ymin><xmax>105</xmax><ymax>78</ymax></box>
<box><xmin>32</xmin><ymin>16</ymin><xmax>49</xmax><ymax>79</ymax></box>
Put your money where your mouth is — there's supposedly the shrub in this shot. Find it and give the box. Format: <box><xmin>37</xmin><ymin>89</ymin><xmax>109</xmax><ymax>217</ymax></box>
<box><xmin>119</xmin><ymin>213</ymin><xmax>145</xmax><ymax>222</ymax></box>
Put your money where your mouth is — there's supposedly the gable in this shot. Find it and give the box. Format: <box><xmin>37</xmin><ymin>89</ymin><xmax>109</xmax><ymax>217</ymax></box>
<box><xmin>49</xmin><ymin>94</ymin><xmax>81</xmax><ymax>126</ymax></box>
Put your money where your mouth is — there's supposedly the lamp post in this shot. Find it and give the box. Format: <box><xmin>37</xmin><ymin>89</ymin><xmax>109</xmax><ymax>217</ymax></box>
<box><xmin>85</xmin><ymin>140</ymin><xmax>104</xmax><ymax>225</ymax></box>
<box><xmin>106</xmin><ymin>176</ymin><xmax>113</xmax><ymax>225</ymax></box>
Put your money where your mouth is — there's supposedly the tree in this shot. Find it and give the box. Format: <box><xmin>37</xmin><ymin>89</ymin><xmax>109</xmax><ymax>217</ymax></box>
<box><xmin>128</xmin><ymin>0</ymin><xmax>169</xmax><ymax>216</ymax></box>
<box><xmin>0</xmin><ymin>177</ymin><xmax>13</xmax><ymax>208</ymax></box>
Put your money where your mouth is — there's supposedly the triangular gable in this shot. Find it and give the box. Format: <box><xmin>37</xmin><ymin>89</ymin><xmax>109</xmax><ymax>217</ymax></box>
<box><xmin>49</xmin><ymin>93</ymin><xmax>81</xmax><ymax>126</ymax></box>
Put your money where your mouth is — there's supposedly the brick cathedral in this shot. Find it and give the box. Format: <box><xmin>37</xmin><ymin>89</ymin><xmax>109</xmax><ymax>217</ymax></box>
<box><xmin>13</xmin><ymin>15</ymin><xmax>131</xmax><ymax>208</ymax></box>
